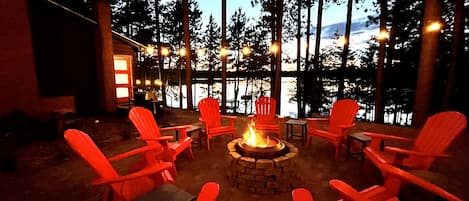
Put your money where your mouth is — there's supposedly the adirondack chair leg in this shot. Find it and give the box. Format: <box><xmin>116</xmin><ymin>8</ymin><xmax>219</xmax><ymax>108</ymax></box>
<box><xmin>186</xmin><ymin>146</ymin><xmax>194</xmax><ymax>160</ymax></box>
<box><xmin>335</xmin><ymin>144</ymin><xmax>341</xmax><ymax>160</ymax></box>
<box><xmin>206</xmin><ymin>137</ymin><xmax>211</xmax><ymax>151</ymax></box>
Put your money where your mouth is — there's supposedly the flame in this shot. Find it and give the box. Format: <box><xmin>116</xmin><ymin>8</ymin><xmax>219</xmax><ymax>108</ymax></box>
<box><xmin>243</xmin><ymin>122</ymin><xmax>270</xmax><ymax>148</ymax></box>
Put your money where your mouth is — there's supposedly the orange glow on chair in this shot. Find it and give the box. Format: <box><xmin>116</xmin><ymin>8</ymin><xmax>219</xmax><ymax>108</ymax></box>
<box><xmin>196</xmin><ymin>182</ymin><xmax>220</xmax><ymax>201</ymax></box>
<box><xmin>292</xmin><ymin>188</ymin><xmax>314</xmax><ymax>201</ymax></box>
<box><xmin>198</xmin><ymin>97</ymin><xmax>237</xmax><ymax>150</ymax></box>
<box><xmin>129</xmin><ymin>107</ymin><xmax>194</xmax><ymax>176</ymax></box>
<box><xmin>64</xmin><ymin>129</ymin><xmax>174</xmax><ymax>201</ymax></box>
<box><xmin>249</xmin><ymin>96</ymin><xmax>283</xmax><ymax>139</ymax></box>
<box><xmin>329</xmin><ymin>164</ymin><xmax>463</xmax><ymax>201</ymax></box>
<box><xmin>364</xmin><ymin>111</ymin><xmax>466</xmax><ymax>171</ymax></box>
<box><xmin>306</xmin><ymin>99</ymin><xmax>359</xmax><ymax>159</ymax></box>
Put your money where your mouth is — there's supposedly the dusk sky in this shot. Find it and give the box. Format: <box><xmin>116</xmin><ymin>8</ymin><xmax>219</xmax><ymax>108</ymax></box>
<box><xmin>194</xmin><ymin>0</ymin><xmax>376</xmax><ymax>27</ymax></box>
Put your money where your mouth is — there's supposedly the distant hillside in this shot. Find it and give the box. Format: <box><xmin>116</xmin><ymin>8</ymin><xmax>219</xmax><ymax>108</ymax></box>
<box><xmin>311</xmin><ymin>17</ymin><xmax>379</xmax><ymax>39</ymax></box>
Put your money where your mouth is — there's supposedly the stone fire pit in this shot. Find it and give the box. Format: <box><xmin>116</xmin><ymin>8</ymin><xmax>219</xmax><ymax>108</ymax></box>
<box><xmin>225</xmin><ymin>138</ymin><xmax>300</xmax><ymax>194</ymax></box>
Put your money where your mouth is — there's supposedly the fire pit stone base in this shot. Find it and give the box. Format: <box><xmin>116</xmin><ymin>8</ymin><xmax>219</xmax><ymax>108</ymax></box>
<box><xmin>225</xmin><ymin>138</ymin><xmax>300</xmax><ymax>194</ymax></box>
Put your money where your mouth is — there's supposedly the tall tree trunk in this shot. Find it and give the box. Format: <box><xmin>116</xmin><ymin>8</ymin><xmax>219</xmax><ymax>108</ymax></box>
<box><xmin>155</xmin><ymin>0</ymin><xmax>166</xmax><ymax>106</ymax></box>
<box><xmin>296</xmin><ymin>0</ymin><xmax>302</xmax><ymax>117</ymax></box>
<box><xmin>375</xmin><ymin>0</ymin><xmax>387</xmax><ymax>123</ymax></box>
<box><xmin>412</xmin><ymin>0</ymin><xmax>441</xmax><ymax>127</ymax></box>
<box><xmin>274</xmin><ymin>0</ymin><xmax>283</xmax><ymax>113</ymax></box>
<box><xmin>338</xmin><ymin>0</ymin><xmax>353</xmax><ymax>99</ymax></box>
<box><xmin>312</xmin><ymin>0</ymin><xmax>324</xmax><ymax>114</ymax></box>
<box><xmin>441</xmin><ymin>0</ymin><xmax>463</xmax><ymax>109</ymax></box>
<box><xmin>303</xmin><ymin>0</ymin><xmax>312</xmax><ymax>115</ymax></box>
<box><xmin>94</xmin><ymin>0</ymin><xmax>116</xmax><ymax>113</ymax></box>
<box><xmin>270</xmin><ymin>0</ymin><xmax>277</xmax><ymax>96</ymax></box>
<box><xmin>221</xmin><ymin>0</ymin><xmax>227</xmax><ymax>113</ymax></box>
<box><xmin>182</xmin><ymin>0</ymin><xmax>192</xmax><ymax>109</ymax></box>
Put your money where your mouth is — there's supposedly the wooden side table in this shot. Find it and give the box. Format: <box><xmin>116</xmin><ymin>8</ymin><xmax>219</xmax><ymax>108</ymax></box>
<box><xmin>285</xmin><ymin>119</ymin><xmax>307</xmax><ymax>144</ymax></box>
<box><xmin>346</xmin><ymin>132</ymin><xmax>371</xmax><ymax>161</ymax></box>
<box><xmin>175</xmin><ymin>125</ymin><xmax>204</xmax><ymax>149</ymax></box>
<box><xmin>347</xmin><ymin>132</ymin><xmax>384</xmax><ymax>161</ymax></box>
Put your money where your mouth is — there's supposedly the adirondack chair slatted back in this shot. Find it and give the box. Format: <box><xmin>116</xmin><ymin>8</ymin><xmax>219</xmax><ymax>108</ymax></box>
<box><xmin>408</xmin><ymin>111</ymin><xmax>466</xmax><ymax>169</ymax></box>
<box><xmin>129</xmin><ymin>107</ymin><xmax>164</xmax><ymax>148</ymax></box>
<box><xmin>255</xmin><ymin>96</ymin><xmax>277</xmax><ymax>124</ymax></box>
<box><xmin>198</xmin><ymin>98</ymin><xmax>222</xmax><ymax>129</ymax></box>
<box><xmin>328</xmin><ymin>99</ymin><xmax>360</xmax><ymax>135</ymax></box>
<box><xmin>64</xmin><ymin>129</ymin><xmax>122</xmax><ymax>192</ymax></box>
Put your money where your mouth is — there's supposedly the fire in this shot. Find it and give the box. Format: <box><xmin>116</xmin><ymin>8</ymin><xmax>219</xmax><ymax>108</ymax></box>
<box><xmin>243</xmin><ymin>123</ymin><xmax>270</xmax><ymax>148</ymax></box>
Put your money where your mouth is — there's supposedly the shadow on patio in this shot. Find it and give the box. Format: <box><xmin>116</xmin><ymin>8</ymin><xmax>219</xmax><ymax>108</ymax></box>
<box><xmin>0</xmin><ymin>109</ymin><xmax>467</xmax><ymax>201</ymax></box>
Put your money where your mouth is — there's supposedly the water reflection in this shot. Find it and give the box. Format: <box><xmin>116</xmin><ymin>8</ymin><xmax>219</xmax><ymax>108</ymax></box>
<box><xmin>163</xmin><ymin>77</ymin><xmax>412</xmax><ymax>126</ymax></box>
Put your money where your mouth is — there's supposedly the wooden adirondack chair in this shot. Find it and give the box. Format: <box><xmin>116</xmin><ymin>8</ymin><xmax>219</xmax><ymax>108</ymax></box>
<box><xmin>196</xmin><ymin>182</ymin><xmax>220</xmax><ymax>201</ymax></box>
<box><xmin>363</xmin><ymin>111</ymin><xmax>467</xmax><ymax>171</ymax></box>
<box><xmin>329</xmin><ymin>164</ymin><xmax>463</xmax><ymax>201</ymax></box>
<box><xmin>249</xmin><ymin>96</ymin><xmax>283</xmax><ymax>138</ymax></box>
<box><xmin>292</xmin><ymin>188</ymin><xmax>314</xmax><ymax>201</ymax></box>
<box><xmin>306</xmin><ymin>99</ymin><xmax>359</xmax><ymax>159</ymax></box>
<box><xmin>128</xmin><ymin>107</ymin><xmax>193</xmax><ymax>176</ymax></box>
<box><xmin>198</xmin><ymin>97</ymin><xmax>237</xmax><ymax>150</ymax></box>
<box><xmin>64</xmin><ymin>129</ymin><xmax>174</xmax><ymax>201</ymax></box>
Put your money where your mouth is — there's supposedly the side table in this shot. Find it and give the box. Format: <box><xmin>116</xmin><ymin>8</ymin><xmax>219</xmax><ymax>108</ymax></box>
<box><xmin>346</xmin><ymin>132</ymin><xmax>384</xmax><ymax>161</ymax></box>
<box><xmin>176</xmin><ymin>125</ymin><xmax>202</xmax><ymax>141</ymax></box>
<box><xmin>285</xmin><ymin>119</ymin><xmax>307</xmax><ymax>144</ymax></box>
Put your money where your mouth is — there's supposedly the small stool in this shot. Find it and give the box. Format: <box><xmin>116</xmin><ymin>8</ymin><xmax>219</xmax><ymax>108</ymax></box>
<box><xmin>346</xmin><ymin>132</ymin><xmax>371</xmax><ymax>161</ymax></box>
<box><xmin>285</xmin><ymin>119</ymin><xmax>307</xmax><ymax>144</ymax></box>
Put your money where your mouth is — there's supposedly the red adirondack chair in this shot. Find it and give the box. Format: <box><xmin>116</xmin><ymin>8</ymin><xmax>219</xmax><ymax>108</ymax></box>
<box><xmin>306</xmin><ymin>99</ymin><xmax>359</xmax><ymax>159</ymax></box>
<box><xmin>64</xmin><ymin>129</ymin><xmax>174</xmax><ymax>201</ymax></box>
<box><xmin>196</xmin><ymin>182</ymin><xmax>220</xmax><ymax>201</ymax></box>
<box><xmin>249</xmin><ymin>96</ymin><xmax>283</xmax><ymax>138</ymax></box>
<box><xmin>128</xmin><ymin>107</ymin><xmax>193</xmax><ymax>176</ymax></box>
<box><xmin>329</xmin><ymin>164</ymin><xmax>463</xmax><ymax>201</ymax></box>
<box><xmin>198</xmin><ymin>97</ymin><xmax>237</xmax><ymax>150</ymax></box>
<box><xmin>364</xmin><ymin>111</ymin><xmax>467</xmax><ymax>171</ymax></box>
<box><xmin>292</xmin><ymin>188</ymin><xmax>314</xmax><ymax>201</ymax></box>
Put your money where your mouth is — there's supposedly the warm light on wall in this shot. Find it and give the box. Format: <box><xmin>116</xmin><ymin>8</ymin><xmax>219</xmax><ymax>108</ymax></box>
<box><xmin>242</xmin><ymin>46</ymin><xmax>251</xmax><ymax>57</ymax></box>
<box><xmin>426</xmin><ymin>21</ymin><xmax>442</xmax><ymax>32</ymax></box>
<box><xmin>135</xmin><ymin>79</ymin><xmax>141</xmax><ymax>85</ymax></box>
<box><xmin>161</xmin><ymin>47</ymin><xmax>170</xmax><ymax>57</ymax></box>
<box><xmin>378</xmin><ymin>30</ymin><xmax>389</xmax><ymax>41</ymax></box>
<box><xmin>145</xmin><ymin>80</ymin><xmax>151</xmax><ymax>86</ymax></box>
<box><xmin>220</xmin><ymin>47</ymin><xmax>227</xmax><ymax>58</ymax></box>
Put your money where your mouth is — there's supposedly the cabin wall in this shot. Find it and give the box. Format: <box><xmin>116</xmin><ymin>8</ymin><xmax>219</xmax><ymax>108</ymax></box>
<box><xmin>28</xmin><ymin>0</ymin><xmax>99</xmax><ymax>115</ymax></box>
<box><xmin>0</xmin><ymin>0</ymin><xmax>75</xmax><ymax>117</ymax></box>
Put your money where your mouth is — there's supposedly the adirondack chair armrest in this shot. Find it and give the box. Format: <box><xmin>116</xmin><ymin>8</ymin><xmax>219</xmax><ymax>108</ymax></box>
<box><xmin>306</xmin><ymin>117</ymin><xmax>328</xmax><ymax>128</ymax></box>
<box><xmin>385</xmin><ymin>146</ymin><xmax>452</xmax><ymax>158</ymax></box>
<box><xmin>160</xmin><ymin>125</ymin><xmax>191</xmax><ymax>139</ymax></box>
<box><xmin>380</xmin><ymin>164</ymin><xmax>463</xmax><ymax>201</ymax></box>
<box><xmin>275</xmin><ymin>115</ymin><xmax>285</xmax><ymax>124</ymax></box>
<box><xmin>337</xmin><ymin>123</ymin><xmax>355</xmax><ymax>129</ymax></box>
<box><xmin>329</xmin><ymin>179</ymin><xmax>369</xmax><ymax>200</ymax></box>
<box><xmin>136</xmin><ymin>136</ymin><xmax>173</xmax><ymax>150</ymax></box>
<box><xmin>108</xmin><ymin>145</ymin><xmax>166</xmax><ymax>162</ymax></box>
<box><xmin>221</xmin><ymin>115</ymin><xmax>237</xmax><ymax>125</ymax></box>
<box><xmin>91</xmin><ymin>162</ymin><xmax>173</xmax><ymax>186</ymax></box>
<box><xmin>160</xmin><ymin>125</ymin><xmax>191</xmax><ymax>132</ymax></box>
<box><xmin>364</xmin><ymin>132</ymin><xmax>412</xmax><ymax>150</ymax></box>
<box><xmin>364</xmin><ymin>132</ymin><xmax>412</xmax><ymax>143</ymax></box>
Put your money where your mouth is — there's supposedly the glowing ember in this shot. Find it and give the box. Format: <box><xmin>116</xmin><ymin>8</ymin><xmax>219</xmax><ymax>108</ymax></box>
<box><xmin>243</xmin><ymin>123</ymin><xmax>270</xmax><ymax>148</ymax></box>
